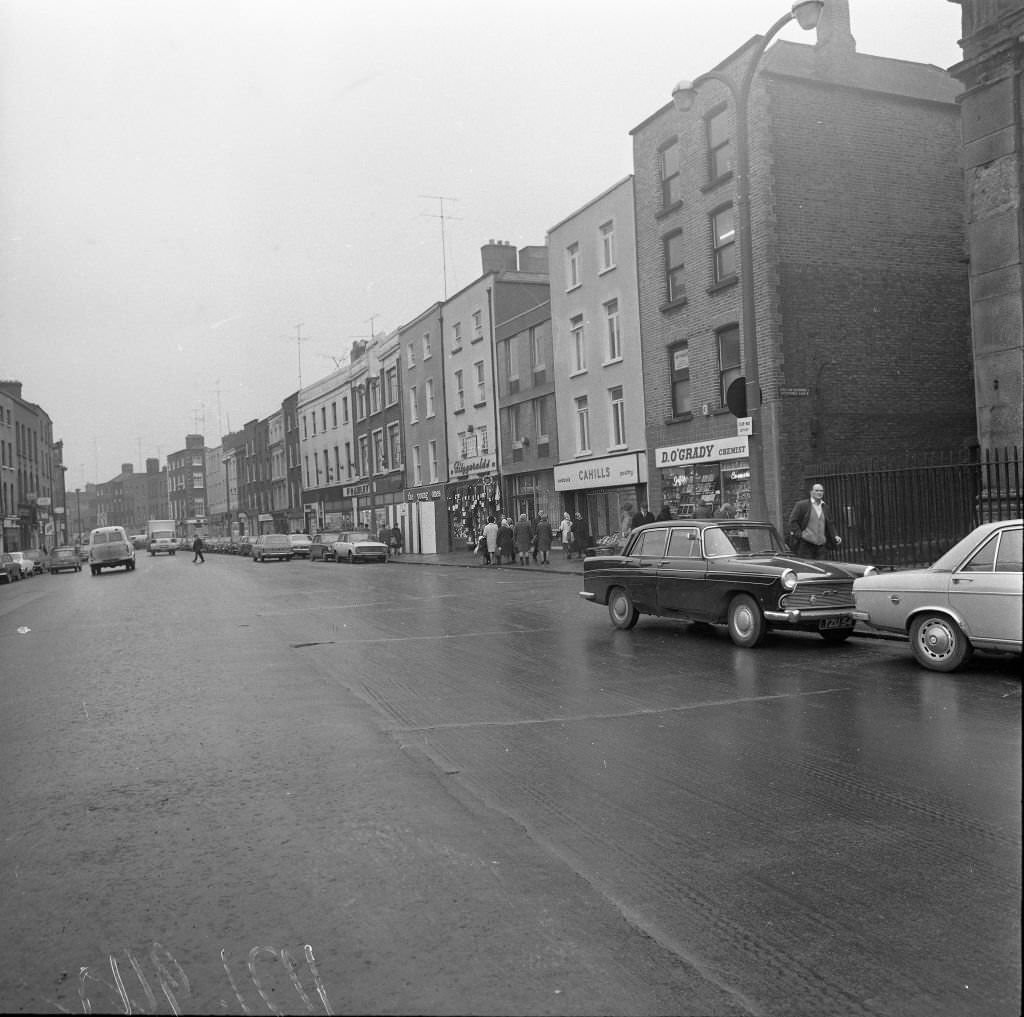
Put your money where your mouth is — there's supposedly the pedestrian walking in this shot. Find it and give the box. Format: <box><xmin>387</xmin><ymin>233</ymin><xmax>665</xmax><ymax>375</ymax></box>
<box><xmin>192</xmin><ymin>534</ymin><xmax>205</xmax><ymax>564</ymax></box>
<box><xmin>534</xmin><ymin>513</ymin><xmax>553</xmax><ymax>565</ymax></box>
<box><xmin>572</xmin><ymin>511</ymin><xmax>590</xmax><ymax>559</ymax></box>
<box><xmin>559</xmin><ymin>512</ymin><xmax>574</xmax><ymax>559</ymax></box>
<box><xmin>514</xmin><ymin>513</ymin><xmax>533</xmax><ymax>565</ymax></box>
<box><xmin>388</xmin><ymin>524</ymin><xmax>402</xmax><ymax>557</ymax></box>
<box><xmin>483</xmin><ymin>515</ymin><xmax>500</xmax><ymax>566</ymax></box>
<box><xmin>642</xmin><ymin>504</ymin><xmax>655</xmax><ymax>524</ymax></box>
<box><xmin>496</xmin><ymin>517</ymin><xmax>514</xmax><ymax>565</ymax></box>
<box><xmin>787</xmin><ymin>483</ymin><xmax>842</xmax><ymax>560</ymax></box>
<box><xmin>656</xmin><ymin>503</ymin><xmax>673</xmax><ymax>521</ymax></box>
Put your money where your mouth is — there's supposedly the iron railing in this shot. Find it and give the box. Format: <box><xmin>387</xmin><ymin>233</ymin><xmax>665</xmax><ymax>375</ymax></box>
<box><xmin>806</xmin><ymin>446</ymin><xmax>1021</xmax><ymax>570</ymax></box>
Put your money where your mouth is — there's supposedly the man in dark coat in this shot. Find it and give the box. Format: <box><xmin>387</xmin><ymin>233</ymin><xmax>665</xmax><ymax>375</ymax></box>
<box><xmin>787</xmin><ymin>483</ymin><xmax>842</xmax><ymax>559</ymax></box>
<box><xmin>571</xmin><ymin>512</ymin><xmax>590</xmax><ymax>558</ymax></box>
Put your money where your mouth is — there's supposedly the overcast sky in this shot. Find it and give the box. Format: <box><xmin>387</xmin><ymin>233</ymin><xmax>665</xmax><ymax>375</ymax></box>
<box><xmin>0</xmin><ymin>0</ymin><xmax>964</xmax><ymax>486</ymax></box>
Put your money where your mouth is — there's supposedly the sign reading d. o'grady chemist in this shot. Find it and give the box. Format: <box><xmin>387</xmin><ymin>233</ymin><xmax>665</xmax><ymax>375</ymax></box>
<box><xmin>655</xmin><ymin>435</ymin><xmax>749</xmax><ymax>468</ymax></box>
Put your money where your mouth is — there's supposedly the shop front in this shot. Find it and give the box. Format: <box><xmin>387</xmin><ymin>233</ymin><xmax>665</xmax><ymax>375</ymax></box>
<box><xmin>553</xmin><ymin>451</ymin><xmax>647</xmax><ymax>547</ymax></box>
<box><xmin>307</xmin><ymin>487</ymin><xmax>356</xmax><ymax>534</ymax></box>
<box><xmin>403</xmin><ymin>483</ymin><xmax>447</xmax><ymax>554</ymax></box>
<box><xmin>446</xmin><ymin>453</ymin><xmax>501</xmax><ymax>551</ymax></box>
<box><xmin>654</xmin><ymin>436</ymin><xmax>751</xmax><ymax>520</ymax></box>
<box><xmin>505</xmin><ymin>470</ymin><xmax>558</xmax><ymax>528</ymax></box>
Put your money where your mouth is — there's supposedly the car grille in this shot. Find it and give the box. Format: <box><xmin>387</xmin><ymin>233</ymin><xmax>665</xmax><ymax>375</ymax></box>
<box><xmin>781</xmin><ymin>584</ymin><xmax>855</xmax><ymax>611</ymax></box>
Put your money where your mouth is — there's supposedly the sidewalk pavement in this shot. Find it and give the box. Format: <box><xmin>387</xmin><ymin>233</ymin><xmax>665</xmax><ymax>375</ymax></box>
<box><xmin>388</xmin><ymin>549</ymin><xmax>583</xmax><ymax>573</ymax></box>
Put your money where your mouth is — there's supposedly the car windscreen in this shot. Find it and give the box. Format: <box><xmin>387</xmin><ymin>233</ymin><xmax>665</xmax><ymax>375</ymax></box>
<box><xmin>706</xmin><ymin>525</ymin><xmax>785</xmax><ymax>556</ymax></box>
<box><xmin>346</xmin><ymin>533</ymin><xmax>373</xmax><ymax>542</ymax></box>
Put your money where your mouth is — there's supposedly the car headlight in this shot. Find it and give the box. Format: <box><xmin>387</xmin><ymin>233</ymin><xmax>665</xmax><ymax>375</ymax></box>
<box><xmin>781</xmin><ymin>568</ymin><xmax>798</xmax><ymax>591</ymax></box>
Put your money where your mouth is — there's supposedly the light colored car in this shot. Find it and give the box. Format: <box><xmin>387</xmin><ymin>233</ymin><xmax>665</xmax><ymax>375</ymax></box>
<box><xmin>853</xmin><ymin>519</ymin><xmax>1023</xmax><ymax>671</ymax></box>
<box><xmin>288</xmin><ymin>533</ymin><xmax>313</xmax><ymax>558</ymax></box>
<box><xmin>331</xmin><ymin>531</ymin><xmax>389</xmax><ymax>564</ymax></box>
<box><xmin>8</xmin><ymin>551</ymin><xmax>35</xmax><ymax>578</ymax></box>
<box><xmin>252</xmin><ymin>533</ymin><xmax>294</xmax><ymax>562</ymax></box>
<box><xmin>88</xmin><ymin>525</ymin><xmax>136</xmax><ymax>575</ymax></box>
<box><xmin>24</xmin><ymin>549</ymin><xmax>47</xmax><ymax>574</ymax></box>
<box><xmin>309</xmin><ymin>532</ymin><xmax>342</xmax><ymax>562</ymax></box>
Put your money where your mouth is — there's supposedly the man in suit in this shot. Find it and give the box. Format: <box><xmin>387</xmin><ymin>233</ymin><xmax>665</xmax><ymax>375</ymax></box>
<box><xmin>787</xmin><ymin>483</ymin><xmax>842</xmax><ymax>559</ymax></box>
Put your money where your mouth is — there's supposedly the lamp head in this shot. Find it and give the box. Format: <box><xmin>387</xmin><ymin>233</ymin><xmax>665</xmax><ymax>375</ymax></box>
<box><xmin>671</xmin><ymin>79</ymin><xmax>697</xmax><ymax>113</ymax></box>
<box><xmin>792</xmin><ymin>0</ymin><xmax>824</xmax><ymax>31</ymax></box>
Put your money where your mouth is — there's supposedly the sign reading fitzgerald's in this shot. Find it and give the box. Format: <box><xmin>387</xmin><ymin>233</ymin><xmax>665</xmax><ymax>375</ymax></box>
<box><xmin>655</xmin><ymin>435</ymin><xmax>749</xmax><ymax>467</ymax></box>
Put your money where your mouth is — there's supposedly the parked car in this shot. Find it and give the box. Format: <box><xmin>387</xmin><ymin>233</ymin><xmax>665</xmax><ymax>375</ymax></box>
<box><xmin>853</xmin><ymin>519</ymin><xmax>1023</xmax><ymax>672</ymax></box>
<box><xmin>88</xmin><ymin>525</ymin><xmax>136</xmax><ymax>575</ymax></box>
<box><xmin>0</xmin><ymin>552</ymin><xmax>20</xmax><ymax>584</ymax></box>
<box><xmin>77</xmin><ymin>544</ymin><xmax>89</xmax><ymax>561</ymax></box>
<box><xmin>48</xmin><ymin>545</ymin><xmax>83</xmax><ymax>573</ymax></box>
<box><xmin>309</xmin><ymin>532</ymin><xmax>342</xmax><ymax>562</ymax></box>
<box><xmin>331</xmin><ymin>531</ymin><xmax>389</xmax><ymax>564</ymax></box>
<box><xmin>23</xmin><ymin>549</ymin><xmax>47</xmax><ymax>574</ymax></box>
<box><xmin>8</xmin><ymin>551</ymin><xmax>35</xmax><ymax>578</ymax></box>
<box><xmin>580</xmin><ymin>519</ymin><xmax>878</xmax><ymax>648</ymax></box>
<box><xmin>252</xmin><ymin>533</ymin><xmax>294</xmax><ymax>562</ymax></box>
<box><xmin>237</xmin><ymin>536</ymin><xmax>256</xmax><ymax>557</ymax></box>
<box><xmin>288</xmin><ymin>533</ymin><xmax>313</xmax><ymax>558</ymax></box>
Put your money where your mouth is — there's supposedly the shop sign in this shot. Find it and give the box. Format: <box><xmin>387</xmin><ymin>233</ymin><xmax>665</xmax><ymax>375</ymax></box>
<box><xmin>553</xmin><ymin>452</ymin><xmax>646</xmax><ymax>492</ymax></box>
<box><xmin>450</xmin><ymin>454</ymin><xmax>496</xmax><ymax>479</ymax></box>
<box><xmin>36</xmin><ymin>497</ymin><xmax>52</xmax><ymax>507</ymax></box>
<box><xmin>344</xmin><ymin>483</ymin><xmax>370</xmax><ymax>497</ymax></box>
<box><xmin>257</xmin><ymin>513</ymin><xmax>273</xmax><ymax>522</ymax></box>
<box><xmin>655</xmin><ymin>436</ymin><xmax>749</xmax><ymax>467</ymax></box>
<box><xmin>406</xmin><ymin>487</ymin><xmax>443</xmax><ymax>502</ymax></box>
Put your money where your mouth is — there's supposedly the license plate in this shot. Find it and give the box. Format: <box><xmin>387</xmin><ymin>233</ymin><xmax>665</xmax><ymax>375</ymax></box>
<box><xmin>819</xmin><ymin>615</ymin><xmax>853</xmax><ymax>630</ymax></box>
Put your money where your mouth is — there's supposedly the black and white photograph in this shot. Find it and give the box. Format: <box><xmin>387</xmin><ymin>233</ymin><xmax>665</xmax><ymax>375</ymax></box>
<box><xmin>1</xmin><ymin>0</ymin><xmax>1020</xmax><ymax>1013</ymax></box>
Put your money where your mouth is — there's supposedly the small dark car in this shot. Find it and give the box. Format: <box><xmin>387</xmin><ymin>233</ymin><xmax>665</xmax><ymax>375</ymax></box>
<box><xmin>48</xmin><ymin>545</ymin><xmax>83</xmax><ymax>573</ymax></box>
<box><xmin>0</xmin><ymin>552</ymin><xmax>19</xmax><ymax>584</ymax></box>
<box><xmin>309</xmin><ymin>532</ymin><xmax>342</xmax><ymax>562</ymax></box>
<box><xmin>580</xmin><ymin>519</ymin><xmax>878</xmax><ymax>648</ymax></box>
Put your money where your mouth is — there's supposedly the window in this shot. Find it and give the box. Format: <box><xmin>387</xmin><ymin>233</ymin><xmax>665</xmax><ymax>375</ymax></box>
<box><xmin>670</xmin><ymin>342</ymin><xmax>692</xmax><ymax>417</ymax></box>
<box><xmin>574</xmin><ymin>396</ymin><xmax>591</xmax><ymax>454</ymax></box>
<box><xmin>604</xmin><ymin>299</ymin><xmax>621</xmax><ymax>361</ymax></box>
<box><xmin>706</xmin><ymin>106</ymin><xmax>732</xmax><ymax>181</ymax></box>
<box><xmin>425</xmin><ymin>377</ymin><xmax>435</xmax><ymax>417</ymax></box>
<box><xmin>532</xmin><ymin>396</ymin><xmax>548</xmax><ymax>440</ymax></box>
<box><xmin>472</xmin><ymin>309</ymin><xmax>483</xmax><ymax>342</ymax></box>
<box><xmin>334</xmin><ymin>446</ymin><xmax>341</xmax><ymax>482</ymax></box>
<box><xmin>461</xmin><ymin>431</ymin><xmax>478</xmax><ymax>459</ymax></box>
<box><xmin>302</xmin><ymin>416</ymin><xmax>308</xmax><ymax>440</ymax></box>
<box><xmin>387</xmin><ymin>422</ymin><xmax>401</xmax><ymax>468</ymax></box>
<box><xmin>599</xmin><ymin>220</ymin><xmax>616</xmax><ymax>271</ymax></box>
<box><xmin>477</xmin><ymin>425</ymin><xmax>489</xmax><ymax>453</ymax></box>
<box><xmin>369</xmin><ymin>377</ymin><xmax>381</xmax><ymax>414</ymax></box>
<box><xmin>331</xmin><ymin>402</ymin><xmax>338</xmax><ymax>428</ymax></box>
<box><xmin>422</xmin><ymin>332</ymin><xmax>432</xmax><ymax>359</ymax></box>
<box><xmin>609</xmin><ymin>386</ymin><xmax>626</xmax><ymax>447</ymax></box>
<box><xmin>717</xmin><ymin>325</ymin><xmax>741</xmax><ymax>407</ymax></box>
<box><xmin>428</xmin><ymin>440</ymin><xmax>438</xmax><ymax>483</ymax></box>
<box><xmin>408</xmin><ymin>385</ymin><xmax>419</xmax><ymax>424</ymax></box>
<box><xmin>385</xmin><ymin>366</ymin><xmax>398</xmax><ymax>406</ymax></box>
<box><xmin>373</xmin><ymin>430</ymin><xmax>386</xmax><ymax>473</ymax></box>
<box><xmin>508</xmin><ymin>403</ymin><xmax>520</xmax><ymax>442</ymax></box>
<box><xmin>529</xmin><ymin>325</ymin><xmax>544</xmax><ymax>371</ymax></box>
<box><xmin>412</xmin><ymin>445</ymin><xmax>422</xmax><ymax>486</ymax></box>
<box><xmin>660</xmin><ymin>138</ymin><xmax>681</xmax><ymax>209</ymax></box>
<box><xmin>342</xmin><ymin>396</ymin><xmax>349</xmax><ymax>424</ymax></box>
<box><xmin>473</xmin><ymin>360</ymin><xmax>486</xmax><ymax>404</ymax></box>
<box><xmin>454</xmin><ymin>369</ymin><xmax>465</xmax><ymax>410</ymax></box>
<box><xmin>664</xmin><ymin>229</ymin><xmax>686</xmax><ymax>304</ymax></box>
<box><xmin>566</xmin><ymin>242</ymin><xmax>581</xmax><ymax>288</ymax></box>
<box><xmin>406</xmin><ymin>342</ymin><xmax>416</xmax><ymax>369</ymax></box>
<box><xmin>571</xmin><ymin>315</ymin><xmax>586</xmax><ymax>373</ymax></box>
<box><xmin>321</xmin><ymin>407</ymin><xmax>327</xmax><ymax>432</ymax></box>
<box><xmin>712</xmin><ymin>204</ymin><xmax>736</xmax><ymax>283</ymax></box>
<box><xmin>322</xmin><ymin>449</ymin><xmax>330</xmax><ymax>483</ymax></box>
<box><xmin>452</xmin><ymin>321</ymin><xmax>462</xmax><ymax>350</ymax></box>
<box><xmin>505</xmin><ymin>336</ymin><xmax>518</xmax><ymax>382</ymax></box>
<box><xmin>193</xmin><ymin>471</ymin><xmax>205</xmax><ymax>489</ymax></box>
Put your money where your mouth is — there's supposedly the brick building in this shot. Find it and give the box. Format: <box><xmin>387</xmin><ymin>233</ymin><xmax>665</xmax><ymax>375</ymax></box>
<box><xmin>949</xmin><ymin>0</ymin><xmax>1023</xmax><ymax>454</ymax></box>
<box><xmin>631</xmin><ymin>0</ymin><xmax>975</xmax><ymax>528</ymax></box>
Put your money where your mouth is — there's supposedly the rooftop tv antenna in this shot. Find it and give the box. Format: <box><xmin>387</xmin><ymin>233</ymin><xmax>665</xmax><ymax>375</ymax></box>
<box><xmin>420</xmin><ymin>195</ymin><xmax>460</xmax><ymax>299</ymax></box>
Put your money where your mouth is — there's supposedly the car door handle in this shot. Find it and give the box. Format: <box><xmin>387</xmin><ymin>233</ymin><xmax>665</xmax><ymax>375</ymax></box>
<box><xmin>952</xmin><ymin>577</ymin><xmax>973</xmax><ymax>584</ymax></box>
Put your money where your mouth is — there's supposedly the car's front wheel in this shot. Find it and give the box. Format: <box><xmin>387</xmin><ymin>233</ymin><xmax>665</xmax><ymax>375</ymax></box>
<box><xmin>728</xmin><ymin>593</ymin><xmax>766</xmax><ymax>647</ymax></box>
<box><xmin>910</xmin><ymin>613</ymin><xmax>972</xmax><ymax>672</ymax></box>
<box><xmin>607</xmin><ymin>587</ymin><xmax>639</xmax><ymax>630</ymax></box>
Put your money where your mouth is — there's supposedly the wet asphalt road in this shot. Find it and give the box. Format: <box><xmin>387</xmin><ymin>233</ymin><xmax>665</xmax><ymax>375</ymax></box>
<box><xmin>0</xmin><ymin>552</ymin><xmax>1019</xmax><ymax>1016</ymax></box>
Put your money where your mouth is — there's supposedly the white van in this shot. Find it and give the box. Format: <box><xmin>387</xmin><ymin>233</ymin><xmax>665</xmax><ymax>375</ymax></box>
<box><xmin>88</xmin><ymin>526</ymin><xmax>136</xmax><ymax>575</ymax></box>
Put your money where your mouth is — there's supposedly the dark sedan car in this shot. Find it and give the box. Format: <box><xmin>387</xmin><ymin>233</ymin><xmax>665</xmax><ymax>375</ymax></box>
<box><xmin>47</xmin><ymin>545</ymin><xmax>83</xmax><ymax>573</ymax></box>
<box><xmin>0</xmin><ymin>552</ymin><xmax>19</xmax><ymax>584</ymax></box>
<box><xmin>309</xmin><ymin>532</ymin><xmax>342</xmax><ymax>562</ymax></box>
<box><xmin>580</xmin><ymin>519</ymin><xmax>878</xmax><ymax>647</ymax></box>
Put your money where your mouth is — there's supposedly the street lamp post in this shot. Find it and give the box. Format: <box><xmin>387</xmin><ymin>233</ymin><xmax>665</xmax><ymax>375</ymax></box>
<box><xmin>673</xmin><ymin>0</ymin><xmax>824</xmax><ymax>524</ymax></box>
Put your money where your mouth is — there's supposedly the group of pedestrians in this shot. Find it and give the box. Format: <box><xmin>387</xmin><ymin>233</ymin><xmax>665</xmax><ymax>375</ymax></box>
<box><xmin>475</xmin><ymin>510</ymin><xmax>590</xmax><ymax>566</ymax></box>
